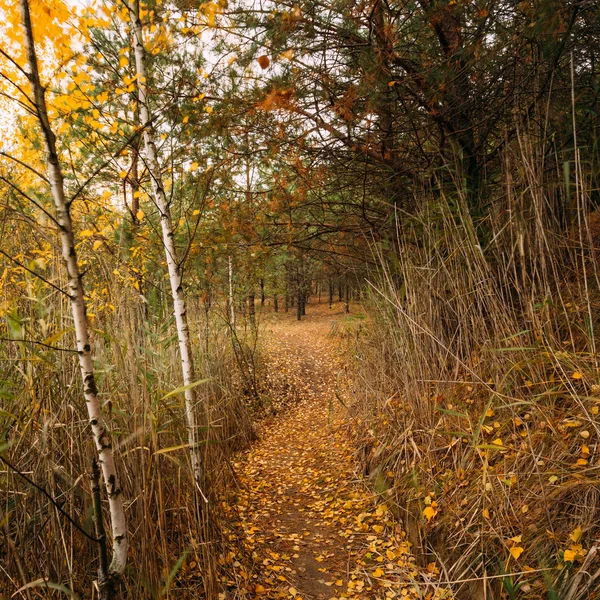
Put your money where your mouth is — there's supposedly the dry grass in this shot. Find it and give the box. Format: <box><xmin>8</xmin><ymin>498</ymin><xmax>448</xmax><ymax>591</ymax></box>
<box><xmin>0</xmin><ymin>271</ymin><xmax>256</xmax><ymax>598</ymax></box>
<box><xmin>347</xmin><ymin>135</ymin><xmax>600</xmax><ymax>599</ymax></box>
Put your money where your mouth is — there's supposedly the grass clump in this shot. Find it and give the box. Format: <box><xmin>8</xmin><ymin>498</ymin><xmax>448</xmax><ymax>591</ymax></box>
<box><xmin>348</xmin><ymin>138</ymin><xmax>600</xmax><ymax>599</ymax></box>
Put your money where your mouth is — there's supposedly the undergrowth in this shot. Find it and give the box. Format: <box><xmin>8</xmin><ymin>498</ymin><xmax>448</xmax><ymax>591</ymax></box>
<box><xmin>0</xmin><ymin>278</ymin><xmax>255</xmax><ymax>598</ymax></box>
<box><xmin>347</xmin><ymin>136</ymin><xmax>600</xmax><ymax>599</ymax></box>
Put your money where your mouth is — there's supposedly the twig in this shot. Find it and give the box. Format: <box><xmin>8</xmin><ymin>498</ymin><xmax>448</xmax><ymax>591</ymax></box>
<box><xmin>0</xmin><ymin>455</ymin><xmax>100</xmax><ymax>543</ymax></box>
<box><xmin>0</xmin><ymin>337</ymin><xmax>77</xmax><ymax>353</ymax></box>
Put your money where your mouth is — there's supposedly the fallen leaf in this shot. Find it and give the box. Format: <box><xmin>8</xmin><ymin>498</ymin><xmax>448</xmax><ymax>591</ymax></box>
<box><xmin>423</xmin><ymin>506</ymin><xmax>436</xmax><ymax>522</ymax></box>
<box><xmin>510</xmin><ymin>546</ymin><xmax>524</xmax><ymax>560</ymax></box>
<box><xmin>570</xmin><ymin>526</ymin><xmax>582</xmax><ymax>543</ymax></box>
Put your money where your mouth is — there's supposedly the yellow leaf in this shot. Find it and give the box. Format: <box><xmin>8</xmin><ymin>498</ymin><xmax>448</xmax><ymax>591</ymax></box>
<box><xmin>119</xmin><ymin>170</ymin><xmax>127</xmax><ymax>179</ymax></box>
<box><xmin>120</xmin><ymin>56</ymin><xmax>129</xmax><ymax>68</ymax></box>
<box><xmin>423</xmin><ymin>506</ymin><xmax>436</xmax><ymax>522</ymax></box>
<box><xmin>288</xmin><ymin>587</ymin><xmax>297</xmax><ymax>597</ymax></box>
<box><xmin>510</xmin><ymin>535</ymin><xmax>522</xmax><ymax>543</ymax></box>
<box><xmin>565</xmin><ymin>544</ymin><xmax>587</xmax><ymax>562</ymax></box>
<box><xmin>136</xmin><ymin>210</ymin><xmax>144</xmax><ymax>221</ymax></box>
<box><xmin>427</xmin><ymin>562</ymin><xmax>439</xmax><ymax>574</ymax></box>
<box><xmin>280</xmin><ymin>49</ymin><xmax>293</xmax><ymax>60</ymax></box>
<box><xmin>80</xmin><ymin>229</ymin><xmax>94</xmax><ymax>237</ymax></box>
<box><xmin>570</xmin><ymin>526</ymin><xmax>582</xmax><ymax>543</ymax></box>
<box><xmin>373</xmin><ymin>567</ymin><xmax>384</xmax><ymax>577</ymax></box>
<box><xmin>492</xmin><ymin>438</ymin><xmax>503</xmax><ymax>446</ymax></box>
<box><xmin>190</xmin><ymin>162</ymin><xmax>199</xmax><ymax>172</ymax></box>
<box><xmin>193</xmin><ymin>209</ymin><xmax>200</xmax><ymax>216</ymax></box>
<box><xmin>205</xmin><ymin>106</ymin><xmax>213</xmax><ymax>114</ymax></box>
<box><xmin>255</xmin><ymin>584</ymin><xmax>266</xmax><ymax>594</ymax></box>
<box><xmin>483</xmin><ymin>508</ymin><xmax>490</xmax><ymax>519</ymax></box>
<box><xmin>182</xmin><ymin>115</ymin><xmax>189</xmax><ymax>123</ymax></box>
<box><xmin>388</xmin><ymin>81</ymin><xmax>397</xmax><ymax>87</ymax></box>
<box><xmin>93</xmin><ymin>240</ymin><xmax>103</xmax><ymax>250</ymax></box>
<box><xmin>572</xmin><ymin>371</ymin><xmax>582</xmax><ymax>379</ymax></box>
<box><xmin>510</xmin><ymin>546</ymin><xmax>524</xmax><ymax>560</ymax></box>
<box><xmin>564</xmin><ymin>549</ymin><xmax>576</xmax><ymax>563</ymax></box>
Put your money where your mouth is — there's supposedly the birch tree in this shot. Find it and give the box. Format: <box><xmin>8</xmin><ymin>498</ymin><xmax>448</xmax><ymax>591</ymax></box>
<box><xmin>128</xmin><ymin>0</ymin><xmax>205</xmax><ymax>490</ymax></box>
<box><xmin>18</xmin><ymin>0</ymin><xmax>127</xmax><ymax>595</ymax></box>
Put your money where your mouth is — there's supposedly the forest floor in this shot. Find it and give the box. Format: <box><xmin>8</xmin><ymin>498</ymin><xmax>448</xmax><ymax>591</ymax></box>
<box><xmin>224</xmin><ymin>302</ymin><xmax>451</xmax><ymax>600</ymax></box>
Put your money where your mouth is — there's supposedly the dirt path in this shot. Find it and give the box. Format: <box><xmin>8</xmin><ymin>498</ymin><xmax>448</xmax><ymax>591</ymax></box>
<box><xmin>228</xmin><ymin>304</ymin><xmax>449</xmax><ymax>600</ymax></box>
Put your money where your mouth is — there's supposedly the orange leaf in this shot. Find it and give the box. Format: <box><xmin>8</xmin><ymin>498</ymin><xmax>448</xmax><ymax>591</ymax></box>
<box><xmin>423</xmin><ymin>506</ymin><xmax>436</xmax><ymax>522</ymax></box>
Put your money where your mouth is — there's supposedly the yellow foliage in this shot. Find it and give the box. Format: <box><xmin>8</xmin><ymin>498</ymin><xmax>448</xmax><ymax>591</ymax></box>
<box><xmin>570</xmin><ymin>526</ymin><xmax>582</xmax><ymax>543</ymax></box>
<box><xmin>509</xmin><ymin>546</ymin><xmax>524</xmax><ymax>560</ymax></box>
<box><xmin>423</xmin><ymin>506</ymin><xmax>436</xmax><ymax>522</ymax></box>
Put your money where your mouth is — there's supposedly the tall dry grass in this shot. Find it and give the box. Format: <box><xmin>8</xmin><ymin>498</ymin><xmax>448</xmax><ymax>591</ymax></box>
<box><xmin>349</xmin><ymin>131</ymin><xmax>600</xmax><ymax>599</ymax></box>
<box><xmin>0</xmin><ymin>265</ymin><xmax>255</xmax><ymax>598</ymax></box>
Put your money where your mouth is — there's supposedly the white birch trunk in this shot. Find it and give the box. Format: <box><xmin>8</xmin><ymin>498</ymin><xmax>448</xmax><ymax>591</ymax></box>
<box><xmin>18</xmin><ymin>0</ymin><xmax>127</xmax><ymax>584</ymax></box>
<box><xmin>129</xmin><ymin>0</ymin><xmax>204</xmax><ymax>488</ymax></box>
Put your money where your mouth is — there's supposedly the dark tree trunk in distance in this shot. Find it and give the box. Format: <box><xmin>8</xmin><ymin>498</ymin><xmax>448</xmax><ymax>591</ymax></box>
<box><xmin>248</xmin><ymin>292</ymin><xmax>255</xmax><ymax>329</ymax></box>
<box><xmin>345</xmin><ymin>284</ymin><xmax>350</xmax><ymax>314</ymax></box>
<box><xmin>329</xmin><ymin>279</ymin><xmax>334</xmax><ymax>308</ymax></box>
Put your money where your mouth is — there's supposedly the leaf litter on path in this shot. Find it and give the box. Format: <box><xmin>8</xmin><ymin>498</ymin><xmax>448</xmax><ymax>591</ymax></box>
<box><xmin>221</xmin><ymin>306</ymin><xmax>452</xmax><ymax>600</ymax></box>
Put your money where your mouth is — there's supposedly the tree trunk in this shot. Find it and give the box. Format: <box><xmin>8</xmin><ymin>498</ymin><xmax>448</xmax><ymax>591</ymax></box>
<box><xmin>345</xmin><ymin>283</ymin><xmax>350</xmax><ymax>314</ymax></box>
<box><xmin>130</xmin><ymin>0</ymin><xmax>204</xmax><ymax>491</ymax></box>
<box><xmin>248</xmin><ymin>291</ymin><xmax>256</xmax><ymax>329</ymax></box>
<box><xmin>284</xmin><ymin>295</ymin><xmax>289</xmax><ymax>312</ymax></box>
<box><xmin>273</xmin><ymin>295</ymin><xmax>278</xmax><ymax>313</ymax></box>
<box><xmin>260</xmin><ymin>278</ymin><xmax>265</xmax><ymax>306</ymax></box>
<box><xmin>19</xmin><ymin>0</ymin><xmax>127</xmax><ymax>592</ymax></box>
<box><xmin>228</xmin><ymin>255</ymin><xmax>236</xmax><ymax>327</ymax></box>
<box><xmin>329</xmin><ymin>279</ymin><xmax>334</xmax><ymax>308</ymax></box>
